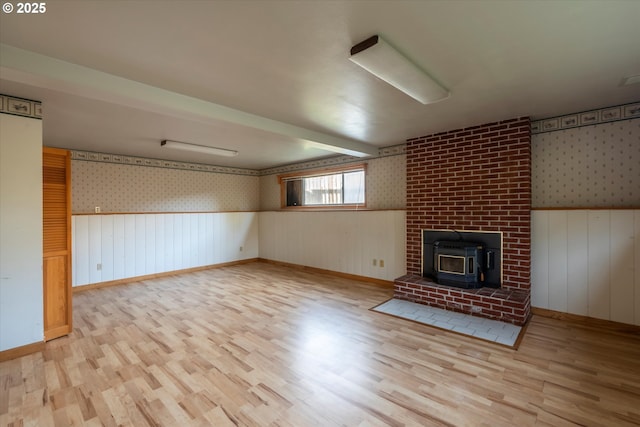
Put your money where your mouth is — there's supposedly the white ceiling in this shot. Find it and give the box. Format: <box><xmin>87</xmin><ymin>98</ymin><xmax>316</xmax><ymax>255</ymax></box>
<box><xmin>1</xmin><ymin>0</ymin><xmax>639</xmax><ymax>170</ymax></box>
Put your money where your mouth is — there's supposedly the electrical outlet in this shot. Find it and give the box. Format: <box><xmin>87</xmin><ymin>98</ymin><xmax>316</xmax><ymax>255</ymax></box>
<box><xmin>379</xmin><ymin>260</ymin><xmax>384</xmax><ymax>268</ymax></box>
<box><xmin>373</xmin><ymin>259</ymin><xmax>377</xmax><ymax>266</ymax></box>
<box><xmin>95</xmin><ymin>206</ymin><xmax>101</xmax><ymax>213</ymax></box>
<box><xmin>97</xmin><ymin>263</ymin><xmax>102</xmax><ymax>271</ymax></box>
<box><xmin>239</xmin><ymin>246</ymin><xmax>243</xmax><ymax>252</ymax></box>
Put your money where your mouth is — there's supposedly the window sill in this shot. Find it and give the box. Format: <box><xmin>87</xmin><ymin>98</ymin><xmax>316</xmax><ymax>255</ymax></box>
<box><xmin>279</xmin><ymin>205</ymin><xmax>368</xmax><ymax>211</ymax></box>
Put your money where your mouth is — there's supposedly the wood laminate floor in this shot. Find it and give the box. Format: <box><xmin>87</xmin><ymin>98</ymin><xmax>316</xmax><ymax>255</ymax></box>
<box><xmin>2</xmin><ymin>262</ymin><xmax>640</xmax><ymax>426</ymax></box>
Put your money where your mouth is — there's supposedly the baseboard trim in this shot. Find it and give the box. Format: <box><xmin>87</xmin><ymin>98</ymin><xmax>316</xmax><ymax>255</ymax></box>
<box><xmin>0</xmin><ymin>341</ymin><xmax>45</xmax><ymax>362</ymax></box>
<box><xmin>532</xmin><ymin>307</ymin><xmax>640</xmax><ymax>333</ymax></box>
<box><xmin>258</xmin><ymin>258</ymin><xmax>394</xmax><ymax>287</ymax></box>
<box><xmin>73</xmin><ymin>258</ymin><xmax>259</xmax><ymax>292</ymax></box>
<box><xmin>73</xmin><ymin>257</ymin><xmax>393</xmax><ymax>292</ymax></box>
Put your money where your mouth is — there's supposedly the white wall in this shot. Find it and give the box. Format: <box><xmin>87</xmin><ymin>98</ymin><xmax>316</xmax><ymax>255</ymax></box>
<box><xmin>259</xmin><ymin>210</ymin><xmax>406</xmax><ymax>281</ymax></box>
<box><xmin>531</xmin><ymin>209</ymin><xmax>640</xmax><ymax>325</ymax></box>
<box><xmin>0</xmin><ymin>114</ymin><xmax>43</xmax><ymax>351</ymax></box>
<box><xmin>72</xmin><ymin>212</ymin><xmax>259</xmax><ymax>287</ymax></box>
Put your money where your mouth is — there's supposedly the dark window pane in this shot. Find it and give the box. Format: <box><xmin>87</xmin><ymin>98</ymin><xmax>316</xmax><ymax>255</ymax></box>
<box><xmin>286</xmin><ymin>179</ymin><xmax>302</xmax><ymax>206</ymax></box>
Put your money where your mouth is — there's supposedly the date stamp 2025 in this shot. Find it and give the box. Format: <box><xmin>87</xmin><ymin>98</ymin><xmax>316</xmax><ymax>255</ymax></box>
<box><xmin>3</xmin><ymin>2</ymin><xmax>47</xmax><ymax>14</ymax></box>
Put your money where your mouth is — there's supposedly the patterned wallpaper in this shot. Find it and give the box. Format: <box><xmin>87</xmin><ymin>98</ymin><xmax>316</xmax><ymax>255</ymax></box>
<box><xmin>72</xmin><ymin>144</ymin><xmax>405</xmax><ymax>213</ymax></box>
<box><xmin>366</xmin><ymin>154</ymin><xmax>406</xmax><ymax>209</ymax></box>
<box><xmin>72</xmin><ymin>161</ymin><xmax>259</xmax><ymax>213</ymax></box>
<box><xmin>258</xmin><ymin>173</ymin><xmax>281</xmax><ymax>211</ymax></box>
<box><xmin>259</xmin><ymin>153</ymin><xmax>406</xmax><ymax>210</ymax></box>
<box><xmin>531</xmin><ymin>118</ymin><xmax>640</xmax><ymax>207</ymax></box>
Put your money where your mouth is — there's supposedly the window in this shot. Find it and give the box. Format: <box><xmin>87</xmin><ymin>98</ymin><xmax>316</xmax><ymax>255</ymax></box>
<box><xmin>278</xmin><ymin>164</ymin><xmax>366</xmax><ymax>208</ymax></box>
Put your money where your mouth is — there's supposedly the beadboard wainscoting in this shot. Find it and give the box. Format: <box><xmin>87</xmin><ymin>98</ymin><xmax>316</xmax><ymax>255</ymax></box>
<box><xmin>72</xmin><ymin>212</ymin><xmax>259</xmax><ymax>287</ymax></box>
<box><xmin>531</xmin><ymin>209</ymin><xmax>640</xmax><ymax>325</ymax></box>
<box><xmin>259</xmin><ymin>210</ymin><xmax>406</xmax><ymax>282</ymax></box>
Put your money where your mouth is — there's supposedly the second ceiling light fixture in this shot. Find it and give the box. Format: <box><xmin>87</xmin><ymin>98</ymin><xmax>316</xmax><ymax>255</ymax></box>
<box><xmin>349</xmin><ymin>35</ymin><xmax>449</xmax><ymax>105</ymax></box>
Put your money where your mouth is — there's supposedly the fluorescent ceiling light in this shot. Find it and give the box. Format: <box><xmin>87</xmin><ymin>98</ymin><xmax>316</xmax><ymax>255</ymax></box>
<box><xmin>349</xmin><ymin>35</ymin><xmax>449</xmax><ymax>105</ymax></box>
<box><xmin>160</xmin><ymin>140</ymin><xmax>238</xmax><ymax>157</ymax></box>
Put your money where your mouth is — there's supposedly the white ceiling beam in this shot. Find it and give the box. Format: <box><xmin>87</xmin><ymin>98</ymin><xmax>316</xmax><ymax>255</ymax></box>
<box><xmin>0</xmin><ymin>44</ymin><xmax>378</xmax><ymax>158</ymax></box>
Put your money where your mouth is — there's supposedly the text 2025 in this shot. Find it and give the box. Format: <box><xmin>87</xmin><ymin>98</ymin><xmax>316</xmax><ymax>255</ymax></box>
<box><xmin>17</xmin><ymin>2</ymin><xmax>46</xmax><ymax>13</ymax></box>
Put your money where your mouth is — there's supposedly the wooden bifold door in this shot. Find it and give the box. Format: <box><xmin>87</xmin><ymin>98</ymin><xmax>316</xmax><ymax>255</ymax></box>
<box><xmin>43</xmin><ymin>147</ymin><xmax>72</xmax><ymax>341</ymax></box>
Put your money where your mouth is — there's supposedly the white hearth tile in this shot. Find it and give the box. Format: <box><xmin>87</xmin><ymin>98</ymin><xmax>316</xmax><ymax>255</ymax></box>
<box><xmin>434</xmin><ymin>320</ymin><xmax>455</xmax><ymax>329</ymax></box>
<box><xmin>448</xmin><ymin>317</ymin><xmax>472</xmax><ymax>327</ymax></box>
<box><xmin>431</xmin><ymin>313</ymin><xmax>453</xmax><ymax>322</ymax></box>
<box><xmin>472</xmin><ymin>330</ymin><xmax>500</xmax><ymax>342</ymax></box>
<box><xmin>452</xmin><ymin>325</ymin><xmax>477</xmax><ymax>336</ymax></box>
<box><xmin>372</xmin><ymin>298</ymin><xmax>523</xmax><ymax>347</ymax></box>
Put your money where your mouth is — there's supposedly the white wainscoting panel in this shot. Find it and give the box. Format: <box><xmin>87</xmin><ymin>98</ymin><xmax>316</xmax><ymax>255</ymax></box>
<box><xmin>258</xmin><ymin>210</ymin><xmax>406</xmax><ymax>281</ymax></box>
<box><xmin>531</xmin><ymin>209</ymin><xmax>640</xmax><ymax>325</ymax></box>
<box><xmin>548</xmin><ymin>211</ymin><xmax>568</xmax><ymax>312</ymax></box>
<box><xmin>587</xmin><ymin>211</ymin><xmax>611</xmax><ymax>320</ymax></box>
<box><xmin>72</xmin><ymin>212</ymin><xmax>259</xmax><ymax>287</ymax></box>
<box><xmin>566</xmin><ymin>211</ymin><xmax>588</xmax><ymax>316</ymax></box>
<box><xmin>610</xmin><ymin>210</ymin><xmax>636</xmax><ymax>325</ymax></box>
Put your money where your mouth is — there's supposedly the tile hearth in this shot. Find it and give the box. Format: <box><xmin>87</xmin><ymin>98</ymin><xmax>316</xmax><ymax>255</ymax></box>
<box><xmin>372</xmin><ymin>298</ymin><xmax>523</xmax><ymax>348</ymax></box>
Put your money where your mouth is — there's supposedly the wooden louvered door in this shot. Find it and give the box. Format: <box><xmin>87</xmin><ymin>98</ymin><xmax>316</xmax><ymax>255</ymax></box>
<box><xmin>43</xmin><ymin>147</ymin><xmax>72</xmax><ymax>341</ymax></box>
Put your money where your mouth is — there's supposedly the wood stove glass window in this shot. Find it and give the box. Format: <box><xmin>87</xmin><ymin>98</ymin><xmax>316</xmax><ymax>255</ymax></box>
<box><xmin>438</xmin><ymin>255</ymin><xmax>465</xmax><ymax>275</ymax></box>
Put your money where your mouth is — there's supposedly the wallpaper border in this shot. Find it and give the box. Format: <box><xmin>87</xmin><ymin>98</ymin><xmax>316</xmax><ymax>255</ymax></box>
<box><xmin>71</xmin><ymin>150</ymin><xmax>260</xmax><ymax>177</ymax></box>
<box><xmin>258</xmin><ymin>144</ymin><xmax>406</xmax><ymax>176</ymax></box>
<box><xmin>0</xmin><ymin>94</ymin><xmax>42</xmax><ymax>120</ymax></box>
<box><xmin>531</xmin><ymin>101</ymin><xmax>640</xmax><ymax>134</ymax></box>
<box><xmin>70</xmin><ymin>144</ymin><xmax>407</xmax><ymax>177</ymax></box>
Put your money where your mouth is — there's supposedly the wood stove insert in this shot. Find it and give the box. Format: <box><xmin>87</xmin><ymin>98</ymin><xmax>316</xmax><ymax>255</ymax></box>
<box><xmin>424</xmin><ymin>230</ymin><xmax>502</xmax><ymax>289</ymax></box>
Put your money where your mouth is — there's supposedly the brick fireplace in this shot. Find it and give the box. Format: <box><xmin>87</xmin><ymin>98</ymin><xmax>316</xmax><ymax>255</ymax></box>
<box><xmin>395</xmin><ymin>117</ymin><xmax>531</xmax><ymax>325</ymax></box>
